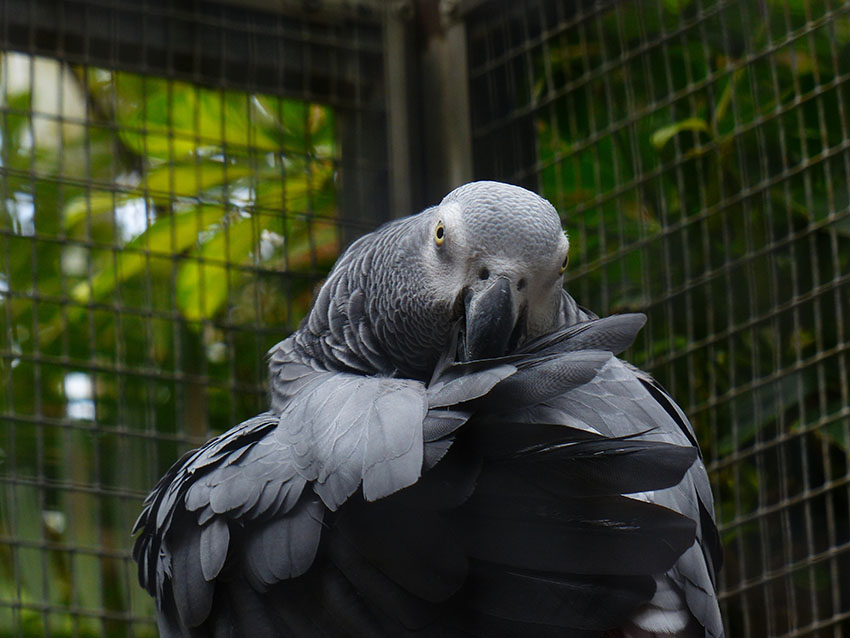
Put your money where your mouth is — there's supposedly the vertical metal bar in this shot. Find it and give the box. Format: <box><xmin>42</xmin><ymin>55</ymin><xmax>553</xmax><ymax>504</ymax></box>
<box><xmin>137</xmin><ymin>4</ymin><xmax>155</xmax><ymax>634</ymax></box>
<box><xmin>570</xmin><ymin>9</ymin><xmax>591</xmax><ymax>311</ymax></box>
<box><xmin>0</xmin><ymin>37</ymin><xmax>24</xmax><ymax>638</ymax></box>
<box><xmin>781</xmin><ymin>0</ymin><xmax>820</xmax><ymax>628</ymax></box>
<box><xmin>588</xmin><ymin>8</ymin><xmax>609</xmax><ymax>314</ymax></box>
<box><xmin>24</xmin><ymin>37</ymin><xmax>52</xmax><ymax>636</ymax></box>
<box><xmin>825</xmin><ymin>12</ymin><xmax>850</xmax><ymax>636</ymax></box>
<box><xmin>747</xmin><ymin>1</ymin><xmax>799</xmax><ymax>628</ymax></box>
<box><xmin>419</xmin><ymin>0</ymin><xmax>473</xmax><ymax>202</ymax></box>
<box><xmin>337</xmin><ymin>21</ymin><xmax>389</xmax><ymax>247</ymax></box>
<box><xmin>804</xmin><ymin>5</ymin><xmax>841</xmax><ymax>632</ymax></box>
<box><xmin>383</xmin><ymin>6</ymin><xmax>415</xmax><ymax>217</ymax></box>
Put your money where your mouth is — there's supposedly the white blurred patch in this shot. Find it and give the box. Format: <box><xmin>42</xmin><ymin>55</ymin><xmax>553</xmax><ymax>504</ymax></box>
<box><xmin>230</xmin><ymin>186</ymin><xmax>254</xmax><ymax>208</ymax></box>
<box><xmin>61</xmin><ymin>245</ymin><xmax>88</xmax><ymax>276</ymax></box>
<box><xmin>64</xmin><ymin>372</ymin><xmax>95</xmax><ymax>420</ymax></box>
<box><xmin>206</xmin><ymin>341</ymin><xmax>227</xmax><ymax>364</ymax></box>
<box><xmin>115</xmin><ymin>198</ymin><xmax>153</xmax><ymax>242</ymax></box>
<box><xmin>10</xmin><ymin>193</ymin><xmax>35</xmax><ymax>236</ymax></box>
<box><xmin>42</xmin><ymin>510</ymin><xmax>67</xmax><ymax>535</ymax></box>
<box><xmin>260</xmin><ymin>229</ymin><xmax>284</xmax><ymax>261</ymax></box>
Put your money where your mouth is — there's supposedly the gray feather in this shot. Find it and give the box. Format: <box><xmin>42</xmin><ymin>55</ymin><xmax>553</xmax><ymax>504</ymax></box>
<box><xmin>243</xmin><ymin>494</ymin><xmax>324</xmax><ymax>590</ymax></box>
<box><xmin>426</xmin><ymin>363</ymin><xmax>517</xmax><ymax>408</ymax></box>
<box><xmin>482</xmin><ymin>351</ymin><xmax>613</xmax><ymax>410</ymax></box>
<box><xmin>522</xmin><ymin>312</ymin><xmax>646</xmax><ymax>356</ymax></box>
<box><xmin>209</xmin><ymin>475</ymin><xmax>256</xmax><ymax>515</ymax></box>
<box><xmin>280</xmin><ymin>372</ymin><xmax>428</xmax><ymax>510</ymax></box>
<box><xmin>199</xmin><ymin>517</ymin><xmax>230</xmax><ymax>581</ymax></box>
<box><xmin>422</xmin><ymin>410</ymin><xmax>470</xmax><ymax>442</ymax></box>
<box><xmin>171</xmin><ymin>528</ymin><xmax>214</xmax><ymax>628</ymax></box>
<box><xmin>362</xmin><ymin>383</ymin><xmax>426</xmax><ymax>501</ymax></box>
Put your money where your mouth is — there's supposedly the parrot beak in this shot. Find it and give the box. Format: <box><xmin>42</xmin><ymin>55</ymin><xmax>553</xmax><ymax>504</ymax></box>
<box><xmin>462</xmin><ymin>277</ymin><xmax>523</xmax><ymax>361</ymax></box>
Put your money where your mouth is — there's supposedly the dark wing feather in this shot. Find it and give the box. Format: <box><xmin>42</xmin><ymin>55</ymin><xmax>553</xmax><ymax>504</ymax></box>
<box><xmin>481</xmin><ymin>429</ymin><xmax>699</xmax><ymax>497</ymax></box>
<box><xmin>199</xmin><ymin>518</ymin><xmax>229</xmax><ymax>581</ymax></box>
<box><xmin>134</xmin><ymin>311</ymin><xmax>722</xmax><ymax>637</ymax></box>
<box><xmin>133</xmin><ymin>413</ymin><xmax>314</xmax><ymax>629</ymax></box>
<box><xmin>169</xmin><ymin>514</ymin><xmax>214</xmax><ymax>628</ymax></box>
<box><xmin>521</xmin><ymin>312</ymin><xmax>646</xmax><ymax>357</ymax></box>
<box><xmin>466</xmin><ymin>563</ymin><xmax>654</xmax><ymax>631</ymax></box>
<box><xmin>335</xmin><ymin>498</ymin><xmax>468</xmax><ymax>603</ymax></box>
<box><xmin>242</xmin><ymin>493</ymin><xmax>324</xmax><ymax>590</ymax></box>
<box><xmin>456</xmin><ymin>486</ymin><xmax>696</xmax><ymax>575</ymax></box>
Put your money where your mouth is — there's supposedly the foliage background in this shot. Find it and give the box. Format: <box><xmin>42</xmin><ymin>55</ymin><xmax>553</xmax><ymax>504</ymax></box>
<box><xmin>0</xmin><ymin>56</ymin><xmax>338</xmax><ymax>636</ymax></box>
<box><xmin>1</xmin><ymin>0</ymin><xmax>849</xmax><ymax>636</ymax></box>
<box><xmin>467</xmin><ymin>1</ymin><xmax>850</xmax><ymax>634</ymax></box>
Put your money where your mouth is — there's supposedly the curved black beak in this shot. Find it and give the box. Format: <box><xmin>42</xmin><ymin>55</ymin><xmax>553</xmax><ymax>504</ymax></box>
<box><xmin>463</xmin><ymin>277</ymin><xmax>519</xmax><ymax>361</ymax></box>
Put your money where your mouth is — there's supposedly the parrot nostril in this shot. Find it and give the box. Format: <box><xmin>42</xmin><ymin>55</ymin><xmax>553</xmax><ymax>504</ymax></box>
<box><xmin>517</xmin><ymin>278</ymin><xmax>526</xmax><ymax>291</ymax></box>
<box><xmin>479</xmin><ymin>268</ymin><xmax>490</xmax><ymax>281</ymax></box>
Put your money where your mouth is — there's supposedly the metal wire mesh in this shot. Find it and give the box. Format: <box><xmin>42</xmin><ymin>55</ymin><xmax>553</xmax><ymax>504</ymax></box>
<box><xmin>3</xmin><ymin>0</ymin><xmax>850</xmax><ymax>636</ymax></box>
<box><xmin>466</xmin><ymin>1</ymin><xmax>850</xmax><ymax>635</ymax></box>
<box><xmin>0</xmin><ymin>1</ymin><xmax>389</xmax><ymax>635</ymax></box>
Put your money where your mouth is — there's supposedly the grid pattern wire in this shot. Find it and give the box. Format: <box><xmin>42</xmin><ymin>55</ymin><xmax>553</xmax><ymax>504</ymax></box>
<box><xmin>466</xmin><ymin>1</ymin><xmax>850</xmax><ymax>636</ymax></box>
<box><xmin>0</xmin><ymin>1</ymin><xmax>389</xmax><ymax>636</ymax></box>
<box><xmin>2</xmin><ymin>0</ymin><xmax>850</xmax><ymax>636</ymax></box>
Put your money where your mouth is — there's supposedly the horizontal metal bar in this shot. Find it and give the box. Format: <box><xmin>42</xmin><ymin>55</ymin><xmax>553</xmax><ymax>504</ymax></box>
<box><xmin>0</xmin><ymin>412</ymin><xmax>214</xmax><ymax>447</ymax></box>
<box><xmin>775</xmin><ymin>608</ymin><xmax>850</xmax><ymax>638</ymax></box>
<box><xmin>470</xmin><ymin>2</ymin><xmax>850</xmax><ymax>138</ymax></box>
<box><xmin>708</xmin><ymin>406</ymin><xmax>850</xmax><ymax>474</ymax></box>
<box><xmin>561</xmin><ymin>137</ymin><xmax>850</xmax><ymax>281</ymax></box>
<box><xmin>0</xmin><ymin>535</ymin><xmax>136</xmax><ymax>561</ymax></box>
<box><xmin>715</xmin><ymin>465</ymin><xmax>850</xmax><ymax>531</ymax></box>
<box><xmin>0</xmin><ymin>473</ymin><xmax>153</xmax><ymax>502</ymax></box>
<box><xmin>0</xmin><ymin>0</ymin><xmax>385</xmax><ymax>104</ymax></box>
<box><xmin>0</xmin><ymin>597</ymin><xmax>155</xmax><ymax>626</ymax></box>
<box><xmin>719</xmin><ymin>539</ymin><xmax>850</xmax><ymax>599</ymax></box>
<box><xmin>0</xmin><ymin>349</ymin><xmax>270</xmax><ymax>396</ymax></box>
<box><xmin>644</xmin><ymin>268</ymin><xmax>850</xmax><ymax>370</ymax></box>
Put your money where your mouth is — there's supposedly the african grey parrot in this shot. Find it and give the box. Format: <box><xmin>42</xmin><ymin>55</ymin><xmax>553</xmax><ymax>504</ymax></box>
<box><xmin>134</xmin><ymin>181</ymin><xmax>723</xmax><ymax>637</ymax></box>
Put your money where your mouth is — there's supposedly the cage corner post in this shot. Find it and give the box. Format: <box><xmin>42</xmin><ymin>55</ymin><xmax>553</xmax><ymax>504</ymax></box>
<box><xmin>413</xmin><ymin>0</ymin><xmax>474</xmax><ymax>205</ymax></box>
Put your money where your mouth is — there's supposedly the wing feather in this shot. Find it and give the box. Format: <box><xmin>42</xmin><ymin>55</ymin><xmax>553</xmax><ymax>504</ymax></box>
<box><xmin>199</xmin><ymin>517</ymin><xmax>229</xmax><ymax>581</ymax></box>
<box><xmin>134</xmin><ymin>309</ymin><xmax>722</xmax><ymax>637</ymax></box>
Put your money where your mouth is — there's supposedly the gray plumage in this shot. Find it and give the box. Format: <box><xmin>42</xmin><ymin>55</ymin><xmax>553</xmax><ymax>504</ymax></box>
<box><xmin>134</xmin><ymin>181</ymin><xmax>723</xmax><ymax>637</ymax></box>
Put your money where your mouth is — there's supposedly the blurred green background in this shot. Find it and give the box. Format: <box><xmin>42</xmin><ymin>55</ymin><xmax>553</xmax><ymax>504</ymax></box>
<box><xmin>1</xmin><ymin>0</ymin><xmax>849</xmax><ymax>636</ymax></box>
<box><xmin>0</xmin><ymin>57</ymin><xmax>339</xmax><ymax>636</ymax></box>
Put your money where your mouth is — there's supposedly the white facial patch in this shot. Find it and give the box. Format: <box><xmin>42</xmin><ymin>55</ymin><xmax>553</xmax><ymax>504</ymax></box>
<box><xmin>436</xmin><ymin>201</ymin><xmax>468</xmax><ymax>251</ymax></box>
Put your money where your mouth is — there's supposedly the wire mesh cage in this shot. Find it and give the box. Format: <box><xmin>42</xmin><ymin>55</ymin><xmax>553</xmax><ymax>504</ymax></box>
<box><xmin>0</xmin><ymin>1</ymin><xmax>390</xmax><ymax>635</ymax></box>
<box><xmin>466</xmin><ymin>1</ymin><xmax>850</xmax><ymax>635</ymax></box>
<box><xmin>1</xmin><ymin>0</ymin><xmax>849</xmax><ymax>636</ymax></box>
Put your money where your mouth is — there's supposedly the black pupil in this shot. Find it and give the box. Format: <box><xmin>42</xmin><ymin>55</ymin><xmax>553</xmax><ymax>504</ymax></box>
<box><xmin>436</xmin><ymin>226</ymin><xmax>444</xmax><ymax>239</ymax></box>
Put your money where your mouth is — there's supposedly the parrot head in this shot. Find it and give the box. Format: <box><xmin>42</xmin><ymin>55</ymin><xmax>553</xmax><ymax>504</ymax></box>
<box><xmin>420</xmin><ymin>181</ymin><xmax>570</xmax><ymax>361</ymax></box>
<box><xmin>298</xmin><ymin>180</ymin><xmax>572</xmax><ymax>380</ymax></box>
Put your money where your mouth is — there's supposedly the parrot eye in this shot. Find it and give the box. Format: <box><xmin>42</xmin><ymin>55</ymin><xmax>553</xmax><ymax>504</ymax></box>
<box><xmin>560</xmin><ymin>253</ymin><xmax>569</xmax><ymax>274</ymax></box>
<box><xmin>434</xmin><ymin>221</ymin><xmax>446</xmax><ymax>246</ymax></box>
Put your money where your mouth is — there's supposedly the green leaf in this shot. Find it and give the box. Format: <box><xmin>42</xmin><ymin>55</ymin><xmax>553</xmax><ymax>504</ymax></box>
<box><xmin>662</xmin><ymin>0</ymin><xmax>689</xmax><ymax>13</ymax></box>
<box><xmin>713</xmin><ymin>69</ymin><xmax>745</xmax><ymax>127</ymax></box>
<box><xmin>250</xmin><ymin>99</ymin><xmax>337</xmax><ymax>158</ymax></box>
<box><xmin>650</xmin><ymin>117</ymin><xmax>710</xmax><ymax>150</ymax></box>
<box><xmin>72</xmin><ymin>205</ymin><xmax>227</xmax><ymax>303</ymax></box>
<box><xmin>144</xmin><ymin>161</ymin><xmax>254</xmax><ymax>200</ymax></box>
<box><xmin>255</xmin><ymin>165</ymin><xmax>336</xmax><ymax>215</ymax></box>
<box><xmin>63</xmin><ymin>191</ymin><xmax>122</xmax><ymax>232</ymax></box>
<box><xmin>113</xmin><ymin>77</ymin><xmax>283</xmax><ymax>160</ymax></box>
<box><xmin>176</xmin><ymin>216</ymin><xmax>257</xmax><ymax>322</ymax></box>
